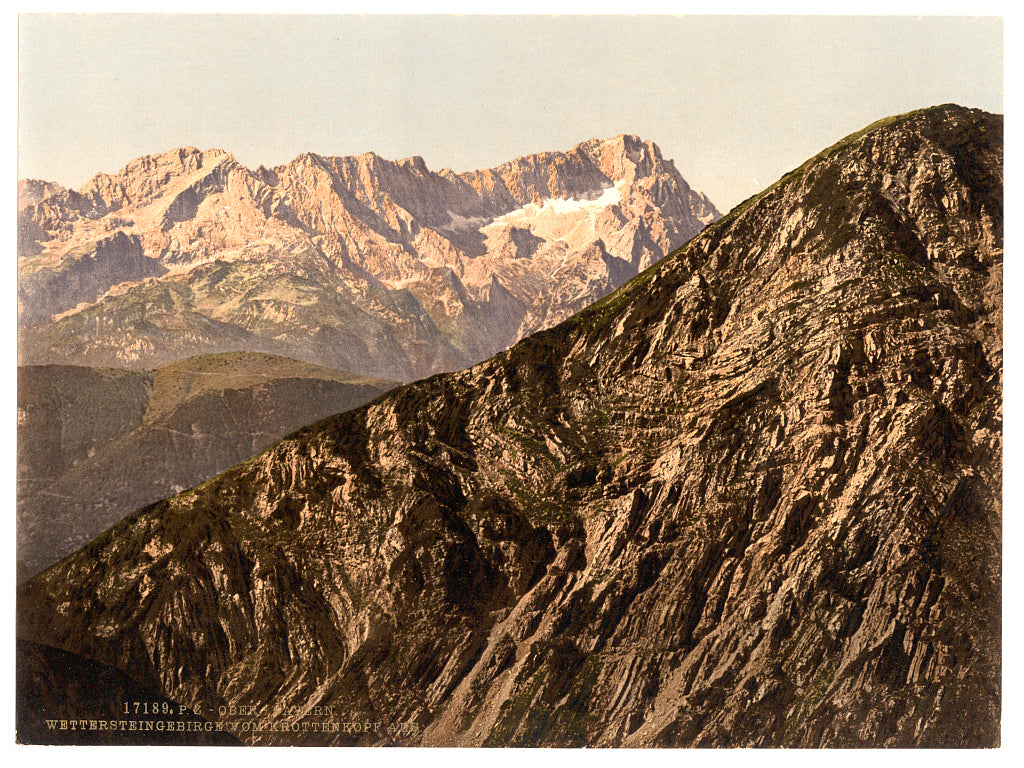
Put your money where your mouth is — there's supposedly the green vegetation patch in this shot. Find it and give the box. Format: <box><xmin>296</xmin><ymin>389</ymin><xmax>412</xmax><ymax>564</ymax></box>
<box><xmin>496</xmin><ymin>470</ymin><xmax>574</xmax><ymax>527</ymax></box>
<box><xmin>483</xmin><ymin>676</ymin><xmax>543</xmax><ymax>746</ymax></box>
<box><xmin>786</xmin><ymin>278</ymin><xmax>816</xmax><ymax>293</ymax></box>
<box><xmin>483</xmin><ymin>654</ymin><xmax>602</xmax><ymax>747</ymax></box>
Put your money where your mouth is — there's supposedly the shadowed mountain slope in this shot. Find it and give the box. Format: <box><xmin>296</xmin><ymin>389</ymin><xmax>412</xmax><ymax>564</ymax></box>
<box><xmin>16</xmin><ymin>639</ymin><xmax>241</xmax><ymax>745</ymax></box>
<box><xmin>18</xmin><ymin>105</ymin><xmax>1001</xmax><ymax>747</ymax></box>
<box><xmin>17</xmin><ymin>352</ymin><xmax>395</xmax><ymax>579</ymax></box>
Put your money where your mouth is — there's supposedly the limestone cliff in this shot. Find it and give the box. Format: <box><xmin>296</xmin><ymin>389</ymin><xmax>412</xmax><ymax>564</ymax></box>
<box><xmin>18</xmin><ymin>137</ymin><xmax>718</xmax><ymax>382</ymax></box>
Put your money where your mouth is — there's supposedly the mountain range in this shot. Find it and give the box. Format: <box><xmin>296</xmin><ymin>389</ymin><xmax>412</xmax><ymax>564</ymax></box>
<box><xmin>17</xmin><ymin>104</ymin><xmax>1002</xmax><ymax>747</ymax></box>
<box><xmin>16</xmin><ymin>135</ymin><xmax>715</xmax><ymax>580</ymax></box>
<box><xmin>18</xmin><ymin>135</ymin><xmax>719</xmax><ymax>382</ymax></box>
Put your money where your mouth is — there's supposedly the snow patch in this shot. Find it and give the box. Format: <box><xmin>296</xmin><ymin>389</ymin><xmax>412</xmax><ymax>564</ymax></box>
<box><xmin>444</xmin><ymin>212</ymin><xmax>491</xmax><ymax>231</ymax></box>
<box><xmin>485</xmin><ymin>179</ymin><xmax>627</xmax><ymax>229</ymax></box>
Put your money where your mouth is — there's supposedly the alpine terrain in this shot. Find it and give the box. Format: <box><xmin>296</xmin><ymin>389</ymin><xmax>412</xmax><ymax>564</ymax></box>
<box><xmin>17</xmin><ymin>352</ymin><xmax>395</xmax><ymax>580</ymax></box>
<box><xmin>18</xmin><ymin>135</ymin><xmax>719</xmax><ymax>382</ymax></box>
<box><xmin>18</xmin><ymin>105</ymin><xmax>1001</xmax><ymax>747</ymax></box>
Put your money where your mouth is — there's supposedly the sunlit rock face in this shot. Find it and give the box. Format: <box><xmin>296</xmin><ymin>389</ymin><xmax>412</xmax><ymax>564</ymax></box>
<box><xmin>18</xmin><ymin>136</ymin><xmax>718</xmax><ymax>382</ymax></box>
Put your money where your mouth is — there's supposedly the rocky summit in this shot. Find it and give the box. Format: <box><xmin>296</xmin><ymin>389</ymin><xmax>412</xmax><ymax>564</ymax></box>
<box><xmin>17</xmin><ymin>105</ymin><xmax>1001</xmax><ymax>747</ymax></box>
<box><xmin>18</xmin><ymin>135</ymin><xmax>718</xmax><ymax>382</ymax></box>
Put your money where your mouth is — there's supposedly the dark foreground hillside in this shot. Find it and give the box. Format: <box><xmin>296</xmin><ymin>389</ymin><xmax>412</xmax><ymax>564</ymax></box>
<box><xmin>18</xmin><ymin>104</ymin><xmax>1002</xmax><ymax>747</ymax></box>
<box><xmin>16</xmin><ymin>639</ymin><xmax>240</xmax><ymax>745</ymax></box>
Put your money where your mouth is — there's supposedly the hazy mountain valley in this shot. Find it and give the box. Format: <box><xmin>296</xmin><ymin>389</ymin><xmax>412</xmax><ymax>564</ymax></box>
<box><xmin>17</xmin><ymin>352</ymin><xmax>395</xmax><ymax>579</ymax></box>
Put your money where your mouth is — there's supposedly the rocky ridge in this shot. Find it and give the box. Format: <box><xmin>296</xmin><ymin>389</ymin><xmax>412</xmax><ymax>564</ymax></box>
<box><xmin>18</xmin><ymin>136</ymin><xmax>718</xmax><ymax>382</ymax></box>
<box><xmin>18</xmin><ymin>105</ymin><xmax>1001</xmax><ymax>747</ymax></box>
<box><xmin>17</xmin><ymin>352</ymin><xmax>395</xmax><ymax>580</ymax></box>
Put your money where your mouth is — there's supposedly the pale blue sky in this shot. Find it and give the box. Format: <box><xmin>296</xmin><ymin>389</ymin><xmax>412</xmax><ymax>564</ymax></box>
<box><xmin>18</xmin><ymin>14</ymin><xmax>1003</xmax><ymax>211</ymax></box>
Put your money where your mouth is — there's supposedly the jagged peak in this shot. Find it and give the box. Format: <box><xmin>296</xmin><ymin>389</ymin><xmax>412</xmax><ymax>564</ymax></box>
<box><xmin>17</xmin><ymin>179</ymin><xmax>69</xmax><ymax>211</ymax></box>
<box><xmin>115</xmin><ymin>146</ymin><xmax>233</xmax><ymax>173</ymax></box>
<box><xmin>398</xmin><ymin>155</ymin><xmax>428</xmax><ymax>174</ymax></box>
<box><xmin>468</xmin><ymin>134</ymin><xmax>673</xmax><ymax>196</ymax></box>
<box><xmin>76</xmin><ymin>146</ymin><xmax>238</xmax><ymax>195</ymax></box>
<box><xmin>577</xmin><ymin>133</ymin><xmax>659</xmax><ymax>152</ymax></box>
<box><xmin>18</xmin><ymin>178</ymin><xmax>64</xmax><ymax>190</ymax></box>
<box><xmin>285</xmin><ymin>151</ymin><xmax>335</xmax><ymax>175</ymax></box>
<box><xmin>287</xmin><ymin>150</ymin><xmax>422</xmax><ymax>181</ymax></box>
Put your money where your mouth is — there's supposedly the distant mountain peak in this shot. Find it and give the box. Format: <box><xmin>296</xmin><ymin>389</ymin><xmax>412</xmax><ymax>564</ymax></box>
<box><xmin>19</xmin><ymin>135</ymin><xmax>720</xmax><ymax>382</ymax></box>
